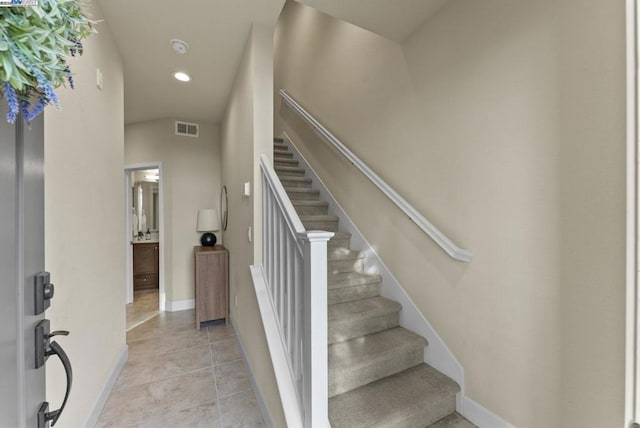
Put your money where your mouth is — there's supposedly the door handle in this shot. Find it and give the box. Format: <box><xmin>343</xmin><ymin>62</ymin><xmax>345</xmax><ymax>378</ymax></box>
<box><xmin>37</xmin><ymin>340</ymin><xmax>73</xmax><ymax>427</ymax></box>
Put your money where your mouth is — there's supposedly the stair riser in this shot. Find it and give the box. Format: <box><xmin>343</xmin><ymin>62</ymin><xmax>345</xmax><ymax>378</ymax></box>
<box><xmin>274</xmin><ymin>159</ymin><xmax>298</xmax><ymax>167</ymax></box>
<box><xmin>302</xmin><ymin>220</ymin><xmax>338</xmax><ymax>232</ymax></box>
<box><xmin>274</xmin><ymin>151</ymin><xmax>293</xmax><ymax>158</ymax></box>
<box><xmin>294</xmin><ymin>204</ymin><xmax>329</xmax><ymax>216</ymax></box>
<box><xmin>286</xmin><ymin>191</ymin><xmax>320</xmax><ymax>201</ymax></box>
<box><xmin>273</xmin><ymin>143</ymin><xmax>288</xmax><ymax>151</ymax></box>
<box><xmin>276</xmin><ymin>170</ymin><xmax>306</xmax><ymax>178</ymax></box>
<box><xmin>328</xmin><ymin>283</ymin><xmax>381</xmax><ymax>305</ymax></box>
<box><xmin>329</xmin><ymin>258</ymin><xmax>363</xmax><ymax>274</ymax></box>
<box><xmin>329</xmin><ymin>347</ymin><xmax>423</xmax><ymax>398</ymax></box>
<box><xmin>280</xmin><ymin>180</ymin><xmax>312</xmax><ymax>189</ymax></box>
<box><xmin>400</xmin><ymin>396</ymin><xmax>457</xmax><ymax>428</ymax></box>
<box><xmin>328</xmin><ymin>236</ymin><xmax>351</xmax><ymax>250</ymax></box>
<box><xmin>329</xmin><ymin>313</ymin><xmax>399</xmax><ymax>344</ymax></box>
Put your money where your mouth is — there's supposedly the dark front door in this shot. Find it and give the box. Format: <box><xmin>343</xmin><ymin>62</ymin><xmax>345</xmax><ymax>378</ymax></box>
<box><xmin>0</xmin><ymin>109</ymin><xmax>68</xmax><ymax>427</ymax></box>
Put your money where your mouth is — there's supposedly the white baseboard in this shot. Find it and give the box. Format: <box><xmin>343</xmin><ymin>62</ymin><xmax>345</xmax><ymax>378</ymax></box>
<box><xmin>463</xmin><ymin>396</ymin><xmax>517</xmax><ymax>428</ymax></box>
<box><xmin>165</xmin><ymin>298</ymin><xmax>195</xmax><ymax>312</ymax></box>
<box><xmin>83</xmin><ymin>345</ymin><xmax>128</xmax><ymax>428</ymax></box>
<box><xmin>230</xmin><ymin>309</ymin><xmax>278</xmax><ymax>428</ymax></box>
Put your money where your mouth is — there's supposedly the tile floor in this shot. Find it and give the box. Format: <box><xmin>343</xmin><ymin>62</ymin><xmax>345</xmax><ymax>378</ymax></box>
<box><xmin>126</xmin><ymin>289</ymin><xmax>159</xmax><ymax>331</ymax></box>
<box><xmin>97</xmin><ymin>310</ymin><xmax>265</xmax><ymax>427</ymax></box>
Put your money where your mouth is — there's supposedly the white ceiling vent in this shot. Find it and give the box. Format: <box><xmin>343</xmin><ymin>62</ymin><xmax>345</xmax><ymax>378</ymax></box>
<box><xmin>175</xmin><ymin>120</ymin><xmax>199</xmax><ymax>138</ymax></box>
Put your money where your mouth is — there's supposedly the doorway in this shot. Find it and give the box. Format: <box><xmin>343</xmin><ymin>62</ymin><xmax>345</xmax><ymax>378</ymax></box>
<box><xmin>124</xmin><ymin>163</ymin><xmax>165</xmax><ymax>330</ymax></box>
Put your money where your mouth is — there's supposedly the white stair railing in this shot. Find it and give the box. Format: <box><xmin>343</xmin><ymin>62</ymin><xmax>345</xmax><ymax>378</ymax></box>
<box><xmin>258</xmin><ymin>153</ymin><xmax>333</xmax><ymax>427</ymax></box>
<box><xmin>280</xmin><ymin>90</ymin><xmax>472</xmax><ymax>263</ymax></box>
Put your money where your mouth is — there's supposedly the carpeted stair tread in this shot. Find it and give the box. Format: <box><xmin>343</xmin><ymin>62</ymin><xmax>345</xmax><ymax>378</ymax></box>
<box><xmin>300</xmin><ymin>214</ymin><xmax>339</xmax><ymax>222</ymax></box>
<box><xmin>280</xmin><ymin>176</ymin><xmax>312</xmax><ymax>186</ymax></box>
<box><xmin>330</xmin><ymin>231</ymin><xmax>351</xmax><ymax>240</ymax></box>
<box><xmin>273</xmin><ymin>143</ymin><xmax>289</xmax><ymax>151</ymax></box>
<box><xmin>328</xmin><ymin>327</ymin><xmax>427</xmax><ymax>397</ymax></box>
<box><xmin>274</xmin><ymin>149</ymin><xmax>293</xmax><ymax>158</ymax></box>
<box><xmin>292</xmin><ymin>200</ymin><xmax>329</xmax><ymax>208</ymax></box>
<box><xmin>329</xmin><ymin>296</ymin><xmax>400</xmax><ymax>324</ymax></box>
<box><xmin>428</xmin><ymin>413</ymin><xmax>477</xmax><ymax>428</ymax></box>
<box><xmin>274</xmin><ymin>157</ymin><xmax>298</xmax><ymax>165</ymax></box>
<box><xmin>329</xmin><ymin>271</ymin><xmax>382</xmax><ymax>290</ymax></box>
<box><xmin>275</xmin><ymin>165</ymin><xmax>305</xmax><ymax>175</ymax></box>
<box><xmin>273</xmin><ymin>137</ymin><xmax>284</xmax><ymax>143</ymax></box>
<box><xmin>328</xmin><ymin>248</ymin><xmax>364</xmax><ymax>262</ymax></box>
<box><xmin>285</xmin><ymin>187</ymin><xmax>320</xmax><ymax>196</ymax></box>
<box><xmin>329</xmin><ymin>364</ymin><xmax>460</xmax><ymax>428</ymax></box>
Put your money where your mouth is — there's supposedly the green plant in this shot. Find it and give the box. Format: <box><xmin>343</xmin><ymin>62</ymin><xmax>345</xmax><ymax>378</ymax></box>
<box><xmin>0</xmin><ymin>0</ymin><xmax>94</xmax><ymax>123</ymax></box>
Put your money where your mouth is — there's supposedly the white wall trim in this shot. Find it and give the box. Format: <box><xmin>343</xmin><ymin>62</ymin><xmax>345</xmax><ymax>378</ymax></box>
<box><xmin>284</xmin><ymin>132</ymin><xmax>493</xmax><ymax>418</ymax></box>
<box><xmin>230</xmin><ymin>309</ymin><xmax>277</xmax><ymax>428</ymax></box>
<box><xmin>83</xmin><ymin>345</ymin><xmax>128</xmax><ymax>428</ymax></box>
<box><xmin>626</xmin><ymin>0</ymin><xmax>639</xmax><ymax>426</ymax></box>
<box><xmin>463</xmin><ymin>396</ymin><xmax>517</xmax><ymax>428</ymax></box>
<box><xmin>249</xmin><ymin>265</ymin><xmax>304</xmax><ymax>428</ymax></box>
<box><xmin>164</xmin><ymin>299</ymin><xmax>195</xmax><ymax>312</ymax></box>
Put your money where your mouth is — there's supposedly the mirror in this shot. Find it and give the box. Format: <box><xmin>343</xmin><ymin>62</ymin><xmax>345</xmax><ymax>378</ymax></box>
<box><xmin>132</xmin><ymin>169</ymin><xmax>159</xmax><ymax>237</ymax></box>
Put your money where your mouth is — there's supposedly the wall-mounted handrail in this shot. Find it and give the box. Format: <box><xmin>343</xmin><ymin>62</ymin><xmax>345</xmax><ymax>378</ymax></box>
<box><xmin>279</xmin><ymin>90</ymin><xmax>472</xmax><ymax>263</ymax></box>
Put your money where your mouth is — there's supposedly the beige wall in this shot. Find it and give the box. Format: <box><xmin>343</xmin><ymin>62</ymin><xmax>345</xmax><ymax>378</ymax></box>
<box><xmin>43</xmin><ymin>2</ymin><xmax>126</xmax><ymax>425</ymax></box>
<box><xmin>221</xmin><ymin>24</ymin><xmax>285</xmax><ymax>426</ymax></box>
<box><xmin>125</xmin><ymin>119</ymin><xmax>221</xmax><ymax>303</ymax></box>
<box><xmin>275</xmin><ymin>1</ymin><xmax>626</xmax><ymax>427</ymax></box>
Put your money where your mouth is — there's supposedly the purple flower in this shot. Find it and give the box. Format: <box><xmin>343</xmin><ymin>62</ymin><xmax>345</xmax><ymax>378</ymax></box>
<box><xmin>4</xmin><ymin>82</ymin><xmax>19</xmax><ymax>124</ymax></box>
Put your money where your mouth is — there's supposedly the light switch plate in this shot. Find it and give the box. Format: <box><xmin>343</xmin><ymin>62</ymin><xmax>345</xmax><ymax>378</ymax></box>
<box><xmin>242</xmin><ymin>182</ymin><xmax>251</xmax><ymax>197</ymax></box>
<box><xmin>96</xmin><ymin>68</ymin><xmax>103</xmax><ymax>90</ymax></box>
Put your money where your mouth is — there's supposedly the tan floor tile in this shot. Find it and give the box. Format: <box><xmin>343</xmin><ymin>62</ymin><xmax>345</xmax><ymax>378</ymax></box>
<box><xmin>219</xmin><ymin>390</ymin><xmax>264</xmax><ymax>428</ymax></box>
<box><xmin>113</xmin><ymin>355</ymin><xmax>157</xmax><ymax>390</ymax></box>
<box><xmin>159</xmin><ymin>330</ymin><xmax>209</xmax><ymax>354</ymax></box>
<box><xmin>211</xmin><ymin>338</ymin><xmax>242</xmax><ymax>365</ymax></box>
<box><xmin>138</xmin><ymin>400</ymin><xmax>221</xmax><ymax>428</ymax></box>
<box><xmin>152</xmin><ymin>345</ymin><xmax>212</xmax><ymax>381</ymax></box>
<box><xmin>141</xmin><ymin>368</ymin><xmax>217</xmax><ymax>420</ymax></box>
<box><xmin>208</xmin><ymin>324</ymin><xmax>236</xmax><ymax>343</ymax></box>
<box><xmin>127</xmin><ymin>290</ymin><xmax>159</xmax><ymax>331</ymax></box>
<box><xmin>97</xmin><ymin>383</ymin><xmax>150</xmax><ymax>426</ymax></box>
<box><xmin>215</xmin><ymin>360</ymin><xmax>252</xmax><ymax>398</ymax></box>
<box><xmin>128</xmin><ymin>336</ymin><xmax>164</xmax><ymax>358</ymax></box>
<box><xmin>127</xmin><ymin>322</ymin><xmax>162</xmax><ymax>343</ymax></box>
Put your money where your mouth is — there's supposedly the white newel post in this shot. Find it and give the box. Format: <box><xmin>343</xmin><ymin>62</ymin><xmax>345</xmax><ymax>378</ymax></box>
<box><xmin>300</xmin><ymin>230</ymin><xmax>333</xmax><ymax>427</ymax></box>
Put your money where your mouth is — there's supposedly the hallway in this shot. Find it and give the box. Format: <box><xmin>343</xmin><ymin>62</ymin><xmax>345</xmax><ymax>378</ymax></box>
<box><xmin>97</xmin><ymin>310</ymin><xmax>265</xmax><ymax>427</ymax></box>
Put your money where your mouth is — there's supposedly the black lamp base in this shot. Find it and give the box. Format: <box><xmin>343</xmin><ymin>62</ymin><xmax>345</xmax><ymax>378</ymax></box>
<box><xmin>200</xmin><ymin>232</ymin><xmax>217</xmax><ymax>247</ymax></box>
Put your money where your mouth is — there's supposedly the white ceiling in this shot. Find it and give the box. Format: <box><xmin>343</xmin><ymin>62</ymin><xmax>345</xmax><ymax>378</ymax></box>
<box><xmin>96</xmin><ymin>0</ymin><xmax>449</xmax><ymax>125</ymax></box>
<box><xmin>96</xmin><ymin>0</ymin><xmax>285</xmax><ymax>125</ymax></box>
<box><xmin>297</xmin><ymin>0</ymin><xmax>450</xmax><ymax>43</ymax></box>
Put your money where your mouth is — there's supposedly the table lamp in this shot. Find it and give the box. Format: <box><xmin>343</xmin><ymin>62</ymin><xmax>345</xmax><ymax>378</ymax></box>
<box><xmin>197</xmin><ymin>208</ymin><xmax>220</xmax><ymax>246</ymax></box>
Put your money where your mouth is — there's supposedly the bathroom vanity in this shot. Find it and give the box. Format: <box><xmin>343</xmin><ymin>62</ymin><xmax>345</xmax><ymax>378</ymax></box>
<box><xmin>132</xmin><ymin>241</ymin><xmax>159</xmax><ymax>290</ymax></box>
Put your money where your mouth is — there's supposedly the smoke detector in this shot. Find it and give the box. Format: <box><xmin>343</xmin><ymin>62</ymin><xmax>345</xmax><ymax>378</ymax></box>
<box><xmin>170</xmin><ymin>39</ymin><xmax>189</xmax><ymax>54</ymax></box>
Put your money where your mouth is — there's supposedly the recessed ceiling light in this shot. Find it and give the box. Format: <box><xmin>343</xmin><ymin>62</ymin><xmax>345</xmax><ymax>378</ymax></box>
<box><xmin>173</xmin><ymin>71</ymin><xmax>191</xmax><ymax>82</ymax></box>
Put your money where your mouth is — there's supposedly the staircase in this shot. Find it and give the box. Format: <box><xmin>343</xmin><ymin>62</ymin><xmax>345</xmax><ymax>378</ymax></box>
<box><xmin>273</xmin><ymin>138</ymin><xmax>476</xmax><ymax>428</ymax></box>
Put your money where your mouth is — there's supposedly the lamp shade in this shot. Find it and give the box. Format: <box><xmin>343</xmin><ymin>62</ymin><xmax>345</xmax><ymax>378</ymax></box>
<box><xmin>197</xmin><ymin>209</ymin><xmax>220</xmax><ymax>232</ymax></box>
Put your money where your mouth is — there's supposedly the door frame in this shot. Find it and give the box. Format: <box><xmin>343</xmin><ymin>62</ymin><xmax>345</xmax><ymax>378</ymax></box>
<box><xmin>124</xmin><ymin>162</ymin><xmax>165</xmax><ymax>312</ymax></box>
<box><xmin>627</xmin><ymin>0</ymin><xmax>639</xmax><ymax>425</ymax></box>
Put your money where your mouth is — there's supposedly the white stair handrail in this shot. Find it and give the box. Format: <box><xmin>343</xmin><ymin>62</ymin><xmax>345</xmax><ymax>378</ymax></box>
<box><xmin>279</xmin><ymin>90</ymin><xmax>472</xmax><ymax>263</ymax></box>
<box><xmin>258</xmin><ymin>153</ymin><xmax>333</xmax><ymax>427</ymax></box>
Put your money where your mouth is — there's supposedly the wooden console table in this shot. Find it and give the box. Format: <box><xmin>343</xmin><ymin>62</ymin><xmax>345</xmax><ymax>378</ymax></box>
<box><xmin>194</xmin><ymin>245</ymin><xmax>229</xmax><ymax>329</ymax></box>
